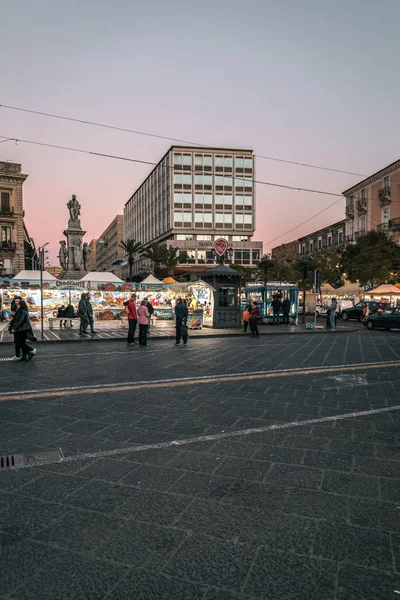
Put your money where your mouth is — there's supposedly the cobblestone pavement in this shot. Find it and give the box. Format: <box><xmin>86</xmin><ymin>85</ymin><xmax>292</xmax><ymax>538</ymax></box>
<box><xmin>0</xmin><ymin>331</ymin><xmax>399</xmax><ymax>599</ymax></box>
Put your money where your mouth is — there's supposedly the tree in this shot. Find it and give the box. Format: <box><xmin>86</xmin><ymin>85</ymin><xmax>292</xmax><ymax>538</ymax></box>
<box><xmin>316</xmin><ymin>252</ymin><xmax>343</xmax><ymax>288</ymax></box>
<box><xmin>119</xmin><ymin>239</ymin><xmax>142</xmax><ymax>281</ymax></box>
<box><xmin>162</xmin><ymin>246</ymin><xmax>187</xmax><ymax>276</ymax></box>
<box><xmin>340</xmin><ymin>231</ymin><xmax>400</xmax><ymax>286</ymax></box>
<box><xmin>256</xmin><ymin>256</ymin><xmax>278</xmax><ymax>285</ymax></box>
<box><xmin>293</xmin><ymin>258</ymin><xmax>317</xmax><ymax>323</ymax></box>
<box><xmin>141</xmin><ymin>242</ymin><xmax>168</xmax><ymax>278</ymax></box>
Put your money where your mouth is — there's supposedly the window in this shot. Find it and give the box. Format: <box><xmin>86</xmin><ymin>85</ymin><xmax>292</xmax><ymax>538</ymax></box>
<box><xmin>197</xmin><ymin>235</ymin><xmax>212</xmax><ymax>240</ymax></box>
<box><xmin>224</xmin><ymin>156</ymin><xmax>233</xmax><ymax>168</ymax></box>
<box><xmin>195</xmin><ymin>175</ymin><xmax>203</xmax><ymax>186</ymax></box>
<box><xmin>204</xmin><ymin>155</ymin><xmax>212</xmax><ymax>168</ymax></box>
<box><xmin>327</xmin><ymin>235</ymin><xmax>332</xmax><ymax>247</ymax></box>
<box><xmin>244</xmin><ymin>157</ymin><xmax>253</xmax><ymax>169</ymax></box>
<box><xmin>182</xmin><ymin>154</ymin><xmax>192</xmax><ymax>166</ymax></box>
<box><xmin>359</xmin><ymin>216</ymin><xmax>366</xmax><ymax>233</ymax></box>
<box><xmin>197</xmin><ymin>250</ymin><xmax>206</xmax><ymax>263</ymax></box>
<box><xmin>318</xmin><ymin>237</ymin><xmax>322</xmax><ymax>250</ymax></box>
<box><xmin>1</xmin><ymin>226</ymin><xmax>12</xmax><ymax>242</ymax></box>
<box><xmin>219</xmin><ymin>285</ymin><xmax>236</xmax><ymax>307</ymax></box>
<box><xmin>235</xmin><ymin>157</ymin><xmax>244</xmax><ymax>169</ymax></box>
<box><xmin>177</xmin><ymin>234</ymin><xmax>193</xmax><ymax>240</ymax></box>
<box><xmin>215</xmin><ymin>176</ymin><xmax>224</xmax><ymax>186</ymax></box>
<box><xmin>349</xmin><ymin>220</ymin><xmax>354</xmax><ymax>237</ymax></box>
<box><xmin>252</xmin><ymin>250</ymin><xmax>260</xmax><ymax>262</ymax></box>
<box><xmin>224</xmin><ymin>176</ymin><xmax>233</xmax><ymax>187</ymax></box>
<box><xmin>174</xmin><ymin>193</ymin><xmax>183</xmax><ymax>205</ymax></box>
<box><xmin>215</xmin><ymin>156</ymin><xmax>224</xmax><ymax>167</ymax></box>
<box><xmin>182</xmin><ymin>193</ymin><xmax>192</xmax><ymax>205</ymax></box>
<box><xmin>383</xmin><ymin>207</ymin><xmax>390</xmax><ymax>225</ymax></box>
<box><xmin>232</xmin><ymin>235</ymin><xmax>248</xmax><ymax>241</ymax></box>
<box><xmin>244</xmin><ymin>214</ymin><xmax>252</xmax><ymax>225</ymax></box>
<box><xmin>183</xmin><ymin>174</ymin><xmax>191</xmax><ymax>185</ymax></box>
<box><xmin>1</xmin><ymin>192</ymin><xmax>11</xmax><ymax>212</ymax></box>
<box><xmin>195</xmin><ymin>155</ymin><xmax>203</xmax><ymax>167</ymax></box>
<box><xmin>174</xmin><ymin>153</ymin><xmax>182</xmax><ymax>165</ymax></box>
<box><xmin>195</xmin><ymin>194</ymin><xmax>212</xmax><ymax>208</ymax></box>
<box><xmin>338</xmin><ymin>229</ymin><xmax>344</xmax><ymax>243</ymax></box>
<box><xmin>235</xmin><ymin>214</ymin><xmax>244</xmax><ymax>226</ymax></box>
<box><xmin>301</xmin><ymin>244</ymin><xmax>305</xmax><ymax>255</ymax></box>
<box><xmin>361</xmin><ymin>189</ymin><xmax>366</xmax><ymax>200</ymax></box>
<box><xmin>309</xmin><ymin>241</ymin><xmax>313</xmax><ymax>252</ymax></box>
<box><xmin>384</xmin><ymin>175</ymin><xmax>390</xmax><ymax>189</ymax></box>
<box><xmin>174</xmin><ymin>211</ymin><xmax>192</xmax><ymax>227</ymax></box>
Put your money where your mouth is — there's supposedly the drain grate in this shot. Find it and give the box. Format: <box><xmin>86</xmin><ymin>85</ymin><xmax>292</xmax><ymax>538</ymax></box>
<box><xmin>0</xmin><ymin>448</ymin><xmax>64</xmax><ymax>470</ymax></box>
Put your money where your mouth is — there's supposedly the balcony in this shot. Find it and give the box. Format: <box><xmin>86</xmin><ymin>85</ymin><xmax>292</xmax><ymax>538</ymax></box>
<box><xmin>356</xmin><ymin>198</ymin><xmax>367</xmax><ymax>214</ymax></box>
<box><xmin>346</xmin><ymin>234</ymin><xmax>354</xmax><ymax>242</ymax></box>
<box><xmin>354</xmin><ymin>230</ymin><xmax>366</xmax><ymax>240</ymax></box>
<box><xmin>0</xmin><ymin>241</ymin><xmax>16</xmax><ymax>252</ymax></box>
<box><xmin>345</xmin><ymin>204</ymin><xmax>354</xmax><ymax>218</ymax></box>
<box><xmin>379</xmin><ymin>187</ymin><xmax>391</xmax><ymax>206</ymax></box>
<box><xmin>377</xmin><ymin>223</ymin><xmax>389</xmax><ymax>232</ymax></box>
<box><xmin>0</xmin><ymin>206</ymin><xmax>15</xmax><ymax>217</ymax></box>
<box><xmin>389</xmin><ymin>217</ymin><xmax>400</xmax><ymax>231</ymax></box>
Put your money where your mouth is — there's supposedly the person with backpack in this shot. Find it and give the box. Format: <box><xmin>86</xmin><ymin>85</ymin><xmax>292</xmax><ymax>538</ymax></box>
<box><xmin>249</xmin><ymin>301</ymin><xmax>260</xmax><ymax>338</ymax></box>
<box><xmin>124</xmin><ymin>293</ymin><xmax>137</xmax><ymax>345</ymax></box>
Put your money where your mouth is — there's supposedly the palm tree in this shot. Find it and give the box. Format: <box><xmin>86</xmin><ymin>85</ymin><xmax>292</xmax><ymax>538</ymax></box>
<box><xmin>162</xmin><ymin>246</ymin><xmax>186</xmax><ymax>276</ymax></box>
<box><xmin>141</xmin><ymin>242</ymin><xmax>167</xmax><ymax>278</ymax></box>
<box><xmin>119</xmin><ymin>239</ymin><xmax>143</xmax><ymax>281</ymax></box>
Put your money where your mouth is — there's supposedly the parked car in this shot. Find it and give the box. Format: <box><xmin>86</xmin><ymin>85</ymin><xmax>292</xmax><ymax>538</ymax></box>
<box><xmin>315</xmin><ymin>304</ymin><xmax>329</xmax><ymax>318</ymax></box>
<box><xmin>363</xmin><ymin>307</ymin><xmax>400</xmax><ymax>330</ymax></box>
<box><xmin>341</xmin><ymin>301</ymin><xmax>386</xmax><ymax>321</ymax></box>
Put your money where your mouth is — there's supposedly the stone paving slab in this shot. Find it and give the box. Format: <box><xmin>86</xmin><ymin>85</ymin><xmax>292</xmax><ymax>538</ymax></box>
<box><xmin>0</xmin><ymin>335</ymin><xmax>400</xmax><ymax>598</ymax></box>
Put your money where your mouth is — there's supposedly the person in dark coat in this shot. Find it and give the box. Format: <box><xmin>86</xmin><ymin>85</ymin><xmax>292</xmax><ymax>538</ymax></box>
<box><xmin>146</xmin><ymin>299</ymin><xmax>154</xmax><ymax>336</ymax></box>
<box><xmin>271</xmin><ymin>296</ymin><xmax>282</xmax><ymax>326</ymax></box>
<box><xmin>9</xmin><ymin>298</ymin><xmax>36</xmax><ymax>361</ymax></box>
<box><xmin>175</xmin><ymin>298</ymin><xmax>189</xmax><ymax>346</ymax></box>
<box><xmin>63</xmin><ymin>303</ymin><xmax>75</xmax><ymax>328</ymax></box>
<box><xmin>282</xmin><ymin>297</ymin><xmax>291</xmax><ymax>326</ymax></box>
<box><xmin>78</xmin><ymin>292</ymin><xmax>89</xmax><ymax>336</ymax></box>
<box><xmin>57</xmin><ymin>305</ymin><xmax>66</xmax><ymax>328</ymax></box>
<box><xmin>86</xmin><ymin>293</ymin><xmax>96</xmax><ymax>334</ymax></box>
<box><xmin>249</xmin><ymin>301</ymin><xmax>260</xmax><ymax>338</ymax></box>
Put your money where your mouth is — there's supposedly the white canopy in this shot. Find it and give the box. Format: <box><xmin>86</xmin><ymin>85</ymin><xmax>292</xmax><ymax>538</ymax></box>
<box><xmin>369</xmin><ymin>284</ymin><xmax>400</xmax><ymax>295</ymax></box>
<box><xmin>13</xmin><ymin>270</ymin><xmax>57</xmax><ymax>281</ymax></box>
<box><xmin>334</xmin><ymin>282</ymin><xmax>364</xmax><ymax>297</ymax></box>
<box><xmin>141</xmin><ymin>274</ymin><xmax>163</xmax><ymax>284</ymax></box>
<box><xmin>79</xmin><ymin>272</ymin><xmax>124</xmax><ymax>283</ymax></box>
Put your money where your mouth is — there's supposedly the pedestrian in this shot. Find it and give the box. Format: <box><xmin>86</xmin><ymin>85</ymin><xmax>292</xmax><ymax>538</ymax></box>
<box><xmin>363</xmin><ymin>303</ymin><xmax>370</xmax><ymax>318</ymax></box>
<box><xmin>249</xmin><ymin>301</ymin><xmax>260</xmax><ymax>338</ymax></box>
<box><xmin>146</xmin><ymin>298</ymin><xmax>154</xmax><ymax>336</ymax></box>
<box><xmin>326</xmin><ymin>307</ymin><xmax>331</xmax><ymax>330</ymax></box>
<box><xmin>9</xmin><ymin>298</ymin><xmax>36</xmax><ymax>361</ymax></box>
<box><xmin>243</xmin><ymin>304</ymin><xmax>251</xmax><ymax>333</ymax></box>
<box><xmin>138</xmin><ymin>299</ymin><xmax>149</xmax><ymax>346</ymax></box>
<box><xmin>124</xmin><ymin>293</ymin><xmax>137</xmax><ymax>345</ymax></box>
<box><xmin>86</xmin><ymin>293</ymin><xmax>96</xmax><ymax>334</ymax></box>
<box><xmin>78</xmin><ymin>292</ymin><xmax>89</xmax><ymax>336</ymax></box>
<box><xmin>329</xmin><ymin>297</ymin><xmax>338</xmax><ymax>331</ymax></box>
<box><xmin>57</xmin><ymin>305</ymin><xmax>66</xmax><ymax>328</ymax></box>
<box><xmin>282</xmin><ymin>297</ymin><xmax>291</xmax><ymax>326</ymax></box>
<box><xmin>271</xmin><ymin>296</ymin><xmax>282</xmax><ymax>326</ymax></box>
<box><xmin>175</xmin><ymin>297</ymin><xmax>189</xmax><ymax>346</ymax></box>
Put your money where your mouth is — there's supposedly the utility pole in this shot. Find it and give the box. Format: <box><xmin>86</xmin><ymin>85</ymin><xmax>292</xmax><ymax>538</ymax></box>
<box><xmin>38</xmin><ymin>243</ymin><xmax>49</xmax><ymax>341</ymax></box>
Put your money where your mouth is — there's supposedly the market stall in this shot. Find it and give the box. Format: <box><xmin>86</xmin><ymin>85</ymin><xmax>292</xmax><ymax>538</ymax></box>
<box><xmin>242</xmin><ymin>283</ymin><xmax>299</xmax><ymax>324</ymax></box>
<box><xmin>367</xmin><ymin>284</ymin><xmax>400</xmax><ymax>307</ymax></box>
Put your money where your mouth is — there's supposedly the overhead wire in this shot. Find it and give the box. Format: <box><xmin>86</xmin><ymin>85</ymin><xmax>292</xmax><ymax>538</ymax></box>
<box><xmin>0</xmin><ymin>103</ymin><xmax>367</xmax><ymax>177</ymax></box>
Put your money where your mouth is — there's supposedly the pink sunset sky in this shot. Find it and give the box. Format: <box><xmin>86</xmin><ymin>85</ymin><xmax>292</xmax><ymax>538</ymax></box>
<box><xmin>1</xmin><ymin>0</ymin><xmax>399</xmax><ymax>264</ymax></box>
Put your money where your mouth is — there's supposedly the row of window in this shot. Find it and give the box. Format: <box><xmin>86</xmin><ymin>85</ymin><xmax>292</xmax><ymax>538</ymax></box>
<box><xmin>174</xmin><ymin>153</ymin><xmax>253</xmax><ymax>169</ymax></box>
<box><xmin>174</xmin><ymin>174</ymin><xmax>253</xmax><ymax>187</ymax></box>
<box><xmin>176</xmin><ymin>234</ymin><xmax>249</xmax><ymax>241</ymax></box>
<box><xmin>174</xmin><ymin>193</ymin><xmax>253</xmax><ymax>206</ymax></box>
<box><xmin>348</xmin><ymin>175</ymin><xmax>390</xmax><ymax>204</ymax></box>
<box><xmin>178</xmin><ymin>249</ymin><xmax>260</xmax><ymax>265</ymax></box>
<box><xmin>173</xmin><ymin>212</ymin><xmax>252</xmax><ymax>225</ymax></box>
<box><xmin>300</xmin><ymin>231</ymin><xmax>344</xmax><ymax>253</ymax></box>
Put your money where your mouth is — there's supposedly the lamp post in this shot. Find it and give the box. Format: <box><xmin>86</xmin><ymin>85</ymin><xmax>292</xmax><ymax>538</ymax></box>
<box><xmin>38</xmin><ymin>243</ymin><xmax>49</xmax><ymax>340</ymax></box>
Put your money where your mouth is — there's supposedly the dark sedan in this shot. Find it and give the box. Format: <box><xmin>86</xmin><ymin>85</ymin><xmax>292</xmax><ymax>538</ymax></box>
<box><xmin>363</xmin><ymin>307</ymin><xmax>400</xmax><ymax>330</ymax></box>
<box><xmin>341</xmin><ymin>301</ymin><xmax>386</xmax><ymax>321</ymax></box>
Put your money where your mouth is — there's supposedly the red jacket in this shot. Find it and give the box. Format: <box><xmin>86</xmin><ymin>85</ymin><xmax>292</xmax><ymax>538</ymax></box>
<box><xmin>127</xmin><ymin>299</ymin><xmax>137</xmax><ymax>320</ymax></box>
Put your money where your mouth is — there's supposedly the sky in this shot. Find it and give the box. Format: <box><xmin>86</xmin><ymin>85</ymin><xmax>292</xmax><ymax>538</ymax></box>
<box><xmin>1</xmin><ymin>0</ymin><xmax>399</xmax><ymax>263</ymax></box>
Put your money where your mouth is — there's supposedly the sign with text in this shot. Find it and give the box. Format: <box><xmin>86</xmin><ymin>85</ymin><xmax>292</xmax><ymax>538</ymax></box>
<box><xmin>214</xmin><ymin>238</ymin><xmax>228</xmax><ymax>257</ymax></box>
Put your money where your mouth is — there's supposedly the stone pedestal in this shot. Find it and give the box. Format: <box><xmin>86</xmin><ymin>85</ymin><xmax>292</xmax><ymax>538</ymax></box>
<box><xmin>59</xmin><ymin>218</ymin><xmax>88</xmax><ymax>280</ymax></box>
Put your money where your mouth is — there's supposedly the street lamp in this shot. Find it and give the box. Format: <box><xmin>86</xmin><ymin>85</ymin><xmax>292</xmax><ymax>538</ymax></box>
<box><xmin>38</xmin><ymin>242</ymin><xmax>49</xmax><ymax>340</ymax></box>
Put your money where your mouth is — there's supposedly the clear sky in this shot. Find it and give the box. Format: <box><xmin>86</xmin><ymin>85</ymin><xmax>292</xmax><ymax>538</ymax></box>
<box><xmin>1</xmin><ymin>0</ymin><xmax>399</xmax><ymax>263</ymax></box>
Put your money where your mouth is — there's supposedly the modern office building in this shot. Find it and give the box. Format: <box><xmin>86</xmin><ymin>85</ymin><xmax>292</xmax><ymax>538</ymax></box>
<box><xmin>298</xmin><ymin>220</ymin><xmax>346</xmax><ymax>257</ymax></box>
<box><xmin>95</xmin><ymin>215</ymin><xmax>124</xmax><ymax>278</ymax></box>
<box><xmin>343</xmin><ymin>158</ymin><xmax>400</xmax><ymax>244</ymax></box>
<box><xmin>0</xmin><ymin>161</ymin><xmax>30</xmax><ymax>276</ymax></box>
<box><xmin>123</xmin><ymin>146</ymin><xmax>262</xmax><ymax>277</ymax></box>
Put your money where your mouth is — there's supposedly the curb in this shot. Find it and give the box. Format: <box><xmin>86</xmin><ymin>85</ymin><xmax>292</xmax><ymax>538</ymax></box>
<box><xmin>0</xmin><ymin>328</ymin><xmax>361</xmax><ymax>345</ymax></box>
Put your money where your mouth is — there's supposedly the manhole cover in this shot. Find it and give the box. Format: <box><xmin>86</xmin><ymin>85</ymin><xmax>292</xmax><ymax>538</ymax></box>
<box><xmin>0</xmin><ymin>448</ymin><xmax>64</xmax><ymax>470</ymax></box>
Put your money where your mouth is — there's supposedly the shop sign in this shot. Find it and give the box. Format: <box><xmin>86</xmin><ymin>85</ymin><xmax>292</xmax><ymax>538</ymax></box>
<box><xmin>55</xmin><ymin>280</ymin><xmax>85</xmax><ymax>288</ymax></box>
<box><xmin>214</xmin><ymin>238</ymin><xmax>228</xmax><ymax>257</ymax></box>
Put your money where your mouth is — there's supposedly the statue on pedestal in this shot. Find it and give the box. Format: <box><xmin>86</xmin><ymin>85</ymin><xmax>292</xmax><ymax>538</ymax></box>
<box><xmin>72</xmin><ymin>239</ymin><xmax>83</xmax><ymax>270</ymax></box>
<box><xmin>58</xmin><ymin>240</ymin><xmax>68</xmax><ymax>271</ymax></box>
<box><xmin>83</xmin><ymin>243</ymin><xmax>91</xmax><ymax>271</ymax></box>
<box><xmin>67</xmin><ymin>194</ymin><xmax>81</xmax><ymax>221</ymax></box>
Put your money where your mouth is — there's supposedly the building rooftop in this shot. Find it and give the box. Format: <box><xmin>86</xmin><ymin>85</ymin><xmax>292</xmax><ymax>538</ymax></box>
<box><xmin>298</xmin><ymin>219</ymin><xmax>346</xmax><ymax>242</ymax></box>
<box><xmin>342</xmin><ymin>158</ymin><xmax>400</xmax><ymax>196</ymax></box>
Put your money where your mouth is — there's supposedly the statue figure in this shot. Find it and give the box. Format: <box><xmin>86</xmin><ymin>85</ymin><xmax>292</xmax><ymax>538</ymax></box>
<box><xmin>67</xmin><ymin>194</ymin><xmax>81</xmax><ymax>221</ymax></box>
<box><xmin>72</xmin><ymin>239</ymin><xmax>83</xmax><ymax>270</ymax></box>
<box><xmin>58</xmin><ymin>240</ymin><xmax>68</xmax><ymax>270</ymax></box>
<box><xmin>82</xmin><ymin>242</ymin><xmax>91</xmax><ymax>271</ymax></box>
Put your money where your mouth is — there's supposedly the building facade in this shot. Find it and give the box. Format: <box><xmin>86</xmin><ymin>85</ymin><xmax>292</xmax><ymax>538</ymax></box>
<box><xmin>0</xmin><ymin>161</ymin><xmax>29</xmax><ymax>276</ymax></box>
<box><xmin>298</xmin><ymin>220</ymin><xmax>346</xmax><ymax>257</ymax></box>
<box><xmin>343</xmin><ymin>159</ymin><xmax>400</xmax><ymax>244</ymax></box>
<box><xmin>123</xmin><ymin>146</ymin><xmax>262</xmax><ymax>277</ymax></box>
<box><xmin>95</xmin><ymin>215</ymin><xmax>124</xmax><ymax>277</ymax></box>
<box><xmin>271</xmin><ymin>241</ymin><xmax>298</xmax><ymax>264</ymax></box>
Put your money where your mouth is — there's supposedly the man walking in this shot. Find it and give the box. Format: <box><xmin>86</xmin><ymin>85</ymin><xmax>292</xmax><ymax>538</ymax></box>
<box><xmin>146</xmin><ymin>298</ymin><xmax>154</xmax><ymax>336</ymax></box>
<box><xmin>124</xmin><ymin>293</ymin><xmax>137</xmax><ymax>345</ymax></box>
<box><xmin>271</xmin><ymin>295</ymin><xmax>282</xmax><ymax>326</ymax></box>
<box><xmin>175</xmin><ymin>297</ymin><xmax>188</xmax><ymax>346</ymax></box>
<box><xmin>86</xmin><ymin>293</ymin><xmax>96</xmax><ymax>334</ymax></box>
<box><xmin>78</xmin><ymin>292</ymin><xmax>89</xmax><ymax>336</ymax></box>
<box><xmin>282</xmin><ymin>296</ymin><xmax>291</xmax><ymax>326</ymax></box>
